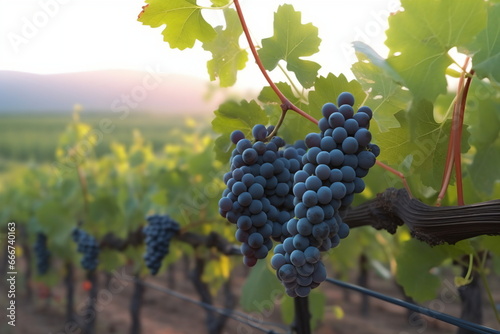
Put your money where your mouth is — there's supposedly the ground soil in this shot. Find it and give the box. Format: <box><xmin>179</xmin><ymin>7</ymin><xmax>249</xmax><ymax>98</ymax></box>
<box><xmin>5</xmin><ymin>260</ymin><xmax>500</xmax><ymax>334</ymax></box>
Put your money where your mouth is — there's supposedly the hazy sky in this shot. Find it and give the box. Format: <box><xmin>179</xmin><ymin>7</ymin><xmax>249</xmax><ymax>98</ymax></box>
<box><xmin>1</xmin><ymin>0</ymin><xmax>400</xmax><ymax>89</ymax></box>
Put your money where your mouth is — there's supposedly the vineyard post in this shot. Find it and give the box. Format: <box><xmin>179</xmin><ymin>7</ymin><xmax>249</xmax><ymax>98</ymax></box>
<box><xmin>293</xmin><ymin>296</ymin><xmax>311</xmax><ymax>334</ymax></box>
<box><xmin>129</xmin><ymin>274</ymin><xmax>145</xmax><ymax>334</ymax></box>
<box><xmin>83</xmin><ymin>270</ymin><xmax>98</xmax><ymax>334</ymax></box>
<box><xmin>20</xmin><ymin>225</ymin><xmax>33</xmax><ymax>301</ymax></box>
<box><xmin>64</xmin><ymin>261</ymin><xmax>75</xmax><ymax>323</ymax></box>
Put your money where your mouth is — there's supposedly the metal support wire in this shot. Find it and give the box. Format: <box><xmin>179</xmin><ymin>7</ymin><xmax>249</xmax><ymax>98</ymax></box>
<box><xmin>123</xmin><ymin>277</ymin><xmax>288</xmax><ymax>334</ymax></box>
<box><xmin>326</xmin><ymin>278</ymin><xmax>500</xmax><ymax>334</ymax></box>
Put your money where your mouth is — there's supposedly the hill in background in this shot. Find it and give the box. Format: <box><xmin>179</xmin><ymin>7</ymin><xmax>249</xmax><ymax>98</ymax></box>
<box><xmin>0</xmin><ymin>70</ymin><xmax>232</xmax><ymax>114</ymax></box>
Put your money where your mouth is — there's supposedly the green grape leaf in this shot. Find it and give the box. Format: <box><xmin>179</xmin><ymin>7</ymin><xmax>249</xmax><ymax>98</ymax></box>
<box><xmin>468</xmin><ymin>142</ymin><xmax>500</xmax><ymax>196</ymax></box>
<box><xmin>212</xmin><ymin>99</ymin><xmax>269</xmax><ymax>162</ymax></box>
<box><xmin>468</xmin><ymin>4</ymin><xmax>500</xmax><ymax>84</ymax></box>
<box><xmin>89</xmin><ymin>194</ymin><xmax>124</xmax><ymax>237</ymax></box>
<box><xmin>465</xmin><ymin>78</ymin><xmax>500</xmax><ymax>195</ymax></box>
<box><xmin>352</xmin><ymin>41</ymin><xmax>404</xmax><ymax>84</ymax></box>
<box><xmin>385</xmin><ymin>0</ymin><xmax>487</xmax><ymax>102</ymax></box>
<box><xmin>396</xmin><ymin>239</ymin><xmax>453</xmax><ymax>302</ymax></box>
<box><xmin>202</xmin><ymin>8</ymin><xmax>248</xmax><ymax>87</ymax></box>
<box><xmin>138</xmin><ymin>0</ymin><xmax>216</xmax><ymax>50</ymax></box>
<box><xmin>258</xmin><ymin>4</ymin><xmax>321</xmax><ymax>88</ymax></box>
<box><xmin>258</xmin><ymin>82</ymin><xmax>297</xmax><ymax>105</ymax></box>
<box><xmin>240</xmin><ymin>260</ymin><xmax>284</xmax><ymax>312</ymax></box>
<box><xmin>481</xmin><ymin>236</ymin><xmax>500</xmax><ymax>256</ymax></box>
<box><xmin>465</xmin><ymin>79</ymin><xmax>500</xmax><ymax>148</ymax></box>
<box><xmin>99</xmin><ymin>250</ymin><xmax>127</xmax><ymax>272</ymax></box>
<box><xmin>35</xmin><ymin>200</ymin><xmax>74</xmax><ymax>247</ymax></box>
<box><xmin>376</xmin><ymin>100</ymin><xmax>469</xmax><ymax>188</ymax></box>
<box><xmin>258</xmin><ymin>82</ymin><xmax>314</xmax><ymax>143</ymax></box>
<box><xmin>214</xmin><ymin>134</ymin><xmax>233</xmax><ymax>163</ymax></box>
<box><xmin>308</xmin><ymin>73</ymin><xmax>366</xmax><ymax>115</ymax></box>
<box><xmin>352</xmin><ymin>42</ymin><xmax>411</xmax><ymax>132</ymax></box>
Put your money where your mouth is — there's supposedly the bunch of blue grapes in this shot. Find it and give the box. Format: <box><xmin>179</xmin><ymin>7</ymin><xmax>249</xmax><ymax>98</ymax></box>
<box><xmin>143</xmin><ymin>214</ymin><xmax>180</xmax><ymax>275</ymax></box>
<box><xmin>72</xmin><ymin>228</ymin><xmax>100</xmax><ymax>271</ymax></box>
<box><xmin>34</xmin><ymin>232</ymin><xmax>51</xmax><ymax>275</ymax></box>
<box><xmin>271</xmin><ymin>92</ymin><xmax>380</xmax><ymax>297</ymax></box>
<box><xmin>218</xmin><ymin>125</ymin><xmax>305</xmax><ymax>267</ymax></box>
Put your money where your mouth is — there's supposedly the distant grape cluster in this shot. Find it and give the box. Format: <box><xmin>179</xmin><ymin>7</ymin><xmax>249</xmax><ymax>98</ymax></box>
<box><xmin>34</xmin><ymin>232</ymin><xmax>51</xmax><ymax>275</ymax></box>
<box><xmin>72</xmin><ymin>228</ymin><xmax>100</xmax><ymax>271</ymax></box>
<box><xmin>218</xmin><ymin>125</ymin><xmax>305</xmax><ymax>267</ymax></box>
<box><xmin>271</xmin><ymin>92</ymin><xmax>379</xmax><ymax>297</ymax></box>
<box><xmin>143</xmin><ymin>214</ymin><xmax>180</xmax><ymax>275</ymax></box>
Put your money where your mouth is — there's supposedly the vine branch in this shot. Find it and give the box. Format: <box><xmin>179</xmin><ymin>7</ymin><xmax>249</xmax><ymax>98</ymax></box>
<box><xmin>101</xmin><ymin>189</ymin><xmax>499</xmax><ymax>254</ymax></box>
<box><xmin>233</xmin><ymin>0</ymin><xmax>318</xmax><ymax>125</ymax></box>
<box><xmin>344</xmin><ymin>187</ymin><xmax>500</xmax><ymax>245</ymax></box>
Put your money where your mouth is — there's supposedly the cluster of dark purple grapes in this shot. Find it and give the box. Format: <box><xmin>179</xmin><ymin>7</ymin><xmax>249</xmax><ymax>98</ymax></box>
<box><xmin>72</xmin><ymin>228</ymin><xmax>100</xmax><ymax>271</ymax></box>
<box><xmin>271</xmin><ymin>92</ymin><xmax>379</xmax><ymax>297</ymax></box>
<box><xmin>143</xmin><ymin>214</ymin><xmax>180</xmax><ymax>275</ymax></box>
<box><xmin>34</xmin><ymin>232</ymin><xmax>51</xmax><ymax>275</ymax></box>
<box><xmin>218</xmin><ymin>125</ymin><xmax>306</xmax><ymax>267</ymax></box>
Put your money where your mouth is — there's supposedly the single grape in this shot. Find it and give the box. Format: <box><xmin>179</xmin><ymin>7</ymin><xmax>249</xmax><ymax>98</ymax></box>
<box><xmin>252</xmin><ymin>124</ymin><xmax>267</xmax><ymax>141</ymax></box>
<box><xmin>230</xmin><ymin>130</ymin><xmax>245</xmax><ymax>145</ymax></box>
<box><xmin>337</xmin><ymin>92</ymin><xmax>355</xmax><ymax>107</ymax></box>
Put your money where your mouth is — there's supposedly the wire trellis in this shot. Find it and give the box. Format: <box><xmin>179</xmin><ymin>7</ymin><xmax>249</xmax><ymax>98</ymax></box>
<box><xmin>126</xmin><ymin>276</ymin><xmax>500</xmax><ymax>334</ymax></box>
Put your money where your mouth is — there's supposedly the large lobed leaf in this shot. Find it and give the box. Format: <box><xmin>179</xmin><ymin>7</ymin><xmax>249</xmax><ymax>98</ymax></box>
<box><xmin>212</xmin><ymin>99</ymin><xmax>269</xmax><ymax>163</ymax></box>
<box><xmin>376</xmin><ymin>100</ymin><xmax>469</xmax><ymax>188</ymax></box>
<box><xmin>307</xmin><ymin>73</ymin><xmax>366</xmax><ymax>114</ymax></box>
<box><xmin>352</xmin><ymin>42</ymin><xmax>411</xmax><ymax>132</ymax></box>
<box><xmin>202</xmin><ymin>8</ymin><xmax>248</xmax><ymax>87</ymax></box>
<box><xmin>396</xmin><ymin>239</ymin><xmax>473</xmax><ymax>302</ymax></box>
<box><xmin>138</xmin><ymin>0</ymin><xmax>216</xmax><ymax>50</ymax></box>
<box><xmin>240</xmin><ymin>260</ymin><xmax>284</xmax><ymax>312</ymax></box>
<box><xmin>464</xmin><ymin>79</ymin><xmax>500</xmax><ymax>196</ymax></box>
<box><xmin>258</xmin><ymin>4</ymin><xmax>321</xmax><ymax>88</ymax></box>
<box><xmin>468</xmin><ymin>4</ymin><xmax>500</xmax><ymax>84</ymax></box>
<box><xmin>385</xmin><ymin>0</ymin><xmax>487</xmax><ymax>102</ymax></box>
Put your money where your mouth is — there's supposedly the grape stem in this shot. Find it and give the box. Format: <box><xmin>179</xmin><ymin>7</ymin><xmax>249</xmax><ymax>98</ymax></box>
<box><xmin>375</xmin><ymin>161</ymin><xmax>413</xmax><ymax>198</ymax></box>
<box><xmin>233</xmin><ymin>0</ymin><xmax>318</xmax><ymax>125</ymax></box>
<box><xmin>436</xmin><ymin>58</ymin><xmax>472</xmax><ymax>206</ymax></box>
<box><xmin>265</xmin><ymin>110</ymin><xmax>288</xmax><ymax>140</ymax></box>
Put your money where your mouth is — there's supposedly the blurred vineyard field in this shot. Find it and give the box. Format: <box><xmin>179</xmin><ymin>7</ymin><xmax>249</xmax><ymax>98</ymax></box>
<box><xmin>0</xmin><ymin>111</ymin><xmax>203</xmax><ymax>165</ymax></box>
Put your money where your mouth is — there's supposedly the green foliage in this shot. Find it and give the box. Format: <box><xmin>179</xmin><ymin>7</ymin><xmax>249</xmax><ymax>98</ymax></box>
<box><xmin>465</xmin><ymin>80</ymin><xmax>500</xmax><ymax>195</ymax></box>
<box><xmin>258</xmin><ymin>4</ymin><xmax>321</xmax><ymax>88</ymax></box>
<box><xmin>212</xmin><ymin>99</ymin><xmax>269</xmax><ymax>162</ymax></box>
<box><xmin>240</xmin><ymin>260</ymin><xmax>284</xmax><ymax>312</ymax></box>
<box><xmin>396</xmin><ymin>239</ymin><xmax>471</xmax><ymax>302</ymax></box>
<box><xmin>203</xmin><ymin>8</ymin><xmax>248</xmax><ymax>87</ymax></box>
<box><xmin>352</xmin><ymin>42</ymin><xmax>410</xmax><ymax>132</ymax></box>
<box><xmin>467</xmin><ymin>4</ymin><xmax>500</xmax><ymax>84</ymax></box>
<box><xmin>307</xmin><ymin>73</ymin><xmax>366</xmax><ymax>116</ymax></box>
<box><xmin>138</xmin><ymin>0</ymin><xmax>216</xmax><ymax>50</ymax></box>
<box><xmin>351</xmin><ymin>0</ymin><xmax>500</xmax><ymax>197</ymax></box>
<box><xmin>376</xmin><ymin>101</ymin><xmax>469</xmax><ymax>187</ymax></box>
<box><xmin>385</xmin><ymin>0</ymin><xmax>487</xmax><ymax>102</ymax></box>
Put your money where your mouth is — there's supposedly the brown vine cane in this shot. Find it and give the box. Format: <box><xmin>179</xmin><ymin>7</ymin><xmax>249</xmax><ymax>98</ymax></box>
<box><xmin>344</xmin><ymin>188</ymin><xmax>500</xmax><ymax>245</ymax></box>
